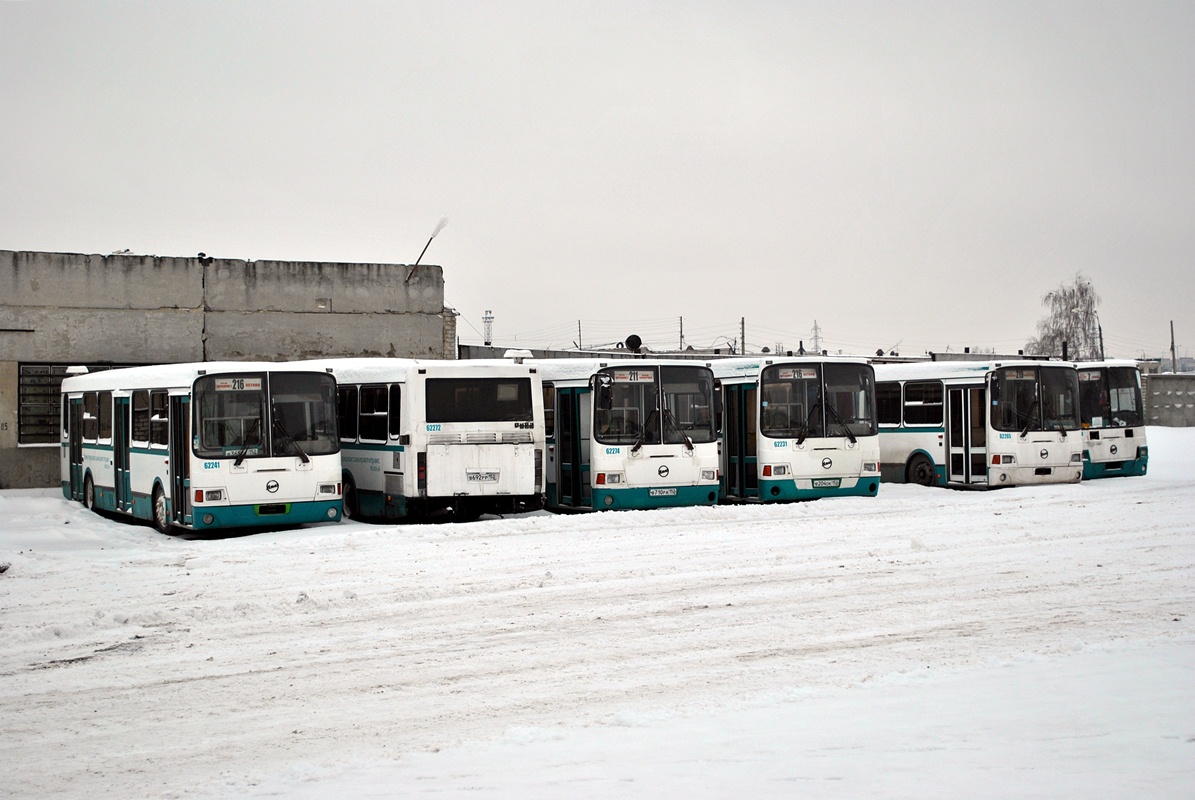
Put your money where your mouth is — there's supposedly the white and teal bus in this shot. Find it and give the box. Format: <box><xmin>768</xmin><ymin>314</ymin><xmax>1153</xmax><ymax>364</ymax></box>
<box><xmin>873</xmin><ymin>360</ymin><xmax>1084</xmax><ymax>488</ymax></box>
<box><xmin>324</xmin><ymin>358</ymin><xmax>545</xmax><ymax>521</ymax></box>
<box><xmin>1076</xmin><ymin>360</ymin><xmax>1148</xmax><ymax>479</ymax></box>
<box><xmin>61</xmin><ymin>362</ymin><xmax>342</xmax><ymax>533</ymax></box>
<box><xmin>536</xmin><ymin>359</ymin><xmax>720</xmax><ymax>511</ymax></box>
<box><xmin>712</xmin><ymin>357</ymin><xmax>880</xmax><ymax>502</ymax></box>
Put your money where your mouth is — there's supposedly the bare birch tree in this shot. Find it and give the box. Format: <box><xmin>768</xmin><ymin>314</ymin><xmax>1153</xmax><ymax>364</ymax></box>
<box><xmin>1025</xmin><ymin>273</ymin><xmax>1102</xmax><ymax>360</ymax></box>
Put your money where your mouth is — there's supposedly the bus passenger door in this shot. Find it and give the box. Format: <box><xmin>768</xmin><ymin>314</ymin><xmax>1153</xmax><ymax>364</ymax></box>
<box><xmin>947</xmin><ymin>385</ymin><xmax>987</xmax><ymax>485</ymax></box>
<box><xmin>722</xmin><ymin>384</ymin><xmax>758</xmax><ymax>499</ymax></box>
<box><xmin>113</xmin><ymin>396</ymin><xmax>132</xmax><ymax>511</ymax></box>
<box><xmin>69</xmin><ymin>398</ymin><xmax>84</xmax><ymax>500</ymax></box>
<box><xmin>556</xmin><ymin>387</ymin><xmax>588</xmax><ymax>508</ymax></box>
<box><xmin>169</xmin><ymin>396</ymin><xmax>191</xmax><ymax>525</ymax></box>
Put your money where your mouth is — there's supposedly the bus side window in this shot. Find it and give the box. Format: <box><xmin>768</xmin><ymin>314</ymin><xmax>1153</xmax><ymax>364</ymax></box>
<box><xmin>358</xmin><ymin>385</ymin><xmax>388</xmax><ymax>442</ymax></box>
<box><xmin>903</xmin><ymin>381</ymin><xmax>943</xmax><ymax>426</ymax></box>
<box><xmin>150</xmin><ymin>390</ymin><xmax>169</xmax><ymax>446</ymax></box>
<box><xmin>98</xmin><ymin>391</ymin><xmax>112</xmax><ymax>442</ymax></box>
<box><xmin>543</xmin><ymin>383</ymin><xmax>555</xmax><ymax>438</ymax></box>
<box><xmin>337</xmin><ymin>385</ymin><xmax>359</xmax><ymax>442</ymax></box>
<box><xmin>83</xmin><ymin>392</ymin><xmax>98</xmax><ymax>442</ymax></box>
<box><xmin>132</xmin><ymin>390</ymin><xmax>150</xmax><ymax>443</ymax></box>
<box><xmin>876</xmin><ymin>382</ymin><xmax>901</xmax><ymax>425</ymax></box>
<box><xmin>388</xmin><ymin>385</ymin><xmax>402</xmax><ymax>439</ymax></box>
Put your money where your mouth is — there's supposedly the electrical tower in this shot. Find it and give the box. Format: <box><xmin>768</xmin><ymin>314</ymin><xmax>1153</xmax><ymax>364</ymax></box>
<box><xmin>811</xmin><ymin>320</ymin><xmax>822</xmax><ymax>353</ymax></box>
<box><xmin>483</xmin><ymin>310</ymin><xmax>494</xmax><ymax>346</ymax></box>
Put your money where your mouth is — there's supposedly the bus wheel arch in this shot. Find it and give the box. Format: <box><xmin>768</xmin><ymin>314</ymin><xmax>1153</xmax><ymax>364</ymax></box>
<box><xmin>906</xmin><ymin>452</ymin><xmax>936</xmax><ymax>486</ymax></box>
<box><xmin>151</xmin><ymin>483</ymin><xmax>170</xmax><ymax>534</ymax></box>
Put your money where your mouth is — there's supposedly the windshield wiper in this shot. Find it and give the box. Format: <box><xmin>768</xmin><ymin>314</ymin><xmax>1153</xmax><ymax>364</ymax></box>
<box><xmin>662</xmin><ymin>408</ymin><xmax>694</xmax><ymax>451</ymax></box>
<box><xmin>1019</xmin><ymin>400</ymin><xmax>1040</xmax><ymax>438</ymax></box>
<box><xmin>272</xmin><ymin>414</ymin><xmax>310</xmax><ymax>463</ymax></box>
<box><xmin>824</xmin><ymin>403</ymin><xmax>857</xmax><ymax>444</ymax></box>
<box><xmin>631</xmin><ymin>408</ymin><xmax>658</xmax><ymax>454</ymax></box>
<box><xmin>233</xmin><ymin>417</ymin><xmax>262</xmax><ymax>467</ymax></box>
<box><xmin>796</xmin><ymin>402</ymin><xmax>820</xmax><ymax>445</ymax></box>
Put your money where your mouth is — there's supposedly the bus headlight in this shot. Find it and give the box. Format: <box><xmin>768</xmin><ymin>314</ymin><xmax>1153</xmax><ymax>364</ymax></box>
<box><xmin>701</xmin><ymin>469</ymin><xmax>717</xmax><ymax>481</ymax></box>
<box><xmin>1070</xmin><ymin>453</ymin><xmax>1082</xmax><ymax>463</ymax></box>
<box><xmin>862</xmin><ymin>462</ymin><xmax>878</xmax><ymax>473</ymax></box>
<box><xmin>319</xmin><ymin>483</ymin><xmax>338</xmax><ymax>495</ymax></box>
<box><xmin>195</xmin><ymin>489</ymin><xmax>224</xmax><ymax>503</ymax></box>
<box><xmin>991</xmin><ymin>455</ymin><xmax>1015</xmax><ymax>465</ymax></box>
<box><xmin>596</xmin><ymin>472</ymin><xmax>624</xmax><ymax>485</ymax></box>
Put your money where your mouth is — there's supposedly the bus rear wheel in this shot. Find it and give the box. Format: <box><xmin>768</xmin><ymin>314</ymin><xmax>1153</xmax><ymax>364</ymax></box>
<box><xmin>342</xmin><ymin>478</ymin><xmax>358</xmax><ymax>521</ymax></box>
<box><xmin>907</xmin><ymin>454</ymin><xmax>936</xmax><ymax>487</ymax></box>
<box><xmin>152</xmin><ymin>486</ymin><xmax>171</xmax><ymax>534</ymax></box>
<box><xmin>83</xmin><ymin>475</ymin><xmax>95</xmax><ymax>510</ymax></box>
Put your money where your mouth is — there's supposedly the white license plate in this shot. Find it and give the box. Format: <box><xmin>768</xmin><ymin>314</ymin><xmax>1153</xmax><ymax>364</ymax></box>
<box><xmin>649</xmin><ymin>488</ymin><xmax>678</xmax><ymax>497</ymax></box>
<box><xmin>812</xmin><ymin>478</ymin><xmax>841</xmax><ymax>489</ymax></box>
<box><xmin>467</xmin><ymin>471</ymin><xmax>499</xmax><ymax>482</ymax></box>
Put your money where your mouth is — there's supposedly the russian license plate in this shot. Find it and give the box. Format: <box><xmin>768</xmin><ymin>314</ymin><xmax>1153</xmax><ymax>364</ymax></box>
<box><xmin>649</xmin><ymin>488</ymin><xmax>678</xmax><ymax>497</ymax></box>
<box><xmin>467</xmin><ymin>471</ymin><xmax>499</xmax><ymax>482</ymax></box>
<box><xmin>812</xmin><ymin>478</ymin><xmax>841</xmax><ymax>489</ymax></box>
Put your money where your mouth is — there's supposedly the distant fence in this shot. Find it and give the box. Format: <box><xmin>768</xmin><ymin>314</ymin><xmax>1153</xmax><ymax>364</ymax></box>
<box><xmin>1144</xmin><ymin>374</ymin><xmax>1195</xmax><ymax>427</ymax></box>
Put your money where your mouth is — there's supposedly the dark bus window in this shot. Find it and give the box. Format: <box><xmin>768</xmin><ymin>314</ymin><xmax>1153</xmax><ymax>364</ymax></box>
<box><xmin>903</xmin><ymin>381</ymin><xmax>943</xmax><ymax>426</ymax></box>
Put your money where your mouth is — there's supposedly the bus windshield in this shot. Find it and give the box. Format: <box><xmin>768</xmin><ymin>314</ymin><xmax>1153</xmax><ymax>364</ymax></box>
<box><xmin>194</xmin><ymin>372</ymin><xmax>338</xmax><ymax>459</ymax></box>
<box><xmin>593</xmin><ymin>365</ymin><xmax>716</xmax><ymax>446</ymax></box>
<box><xmin>991</xmin><ymin>366</ymin><xmax>1080</xmax><ymax>433</ymax></box>
<box><xmin>1079</xmin><ymin>367</ymin><xmax>1143</xmax><ymax>427</ymax></box>
<box><xmin>425</xmin><ymin>377</ymin><xmax>534</xmax><ymax>423</ymax></box>
<box><xmin>759</xmin><ymin>363</ymin><xmax>878</xmax><ymax>440</ymax></box>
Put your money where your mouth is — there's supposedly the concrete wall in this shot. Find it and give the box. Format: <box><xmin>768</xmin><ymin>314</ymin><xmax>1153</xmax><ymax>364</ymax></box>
<box><xmin>1</xmin><ymin>249</ymin><xmax>452</xmax><ymax>488</ymax></box>
<box><xmin>1144</xmin><ymin>374</ymin><xmax>1195</xmax><ymax>427</ymax></box>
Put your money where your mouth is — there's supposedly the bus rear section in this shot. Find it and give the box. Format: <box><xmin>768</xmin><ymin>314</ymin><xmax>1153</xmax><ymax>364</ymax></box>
<box><xmin>1077</xmin><ymin>361</ymin><xmax>1148</xmax><ymax>479</ymax></box>
<box><xmin>330</xmin><ymin>358</ymin><xmax>545</xmax><ymax>522</ymax></box>
<box><xmin>420</xmin><ymin>371</ymin><xmax>544</xmax><ymax>519</ymax></box>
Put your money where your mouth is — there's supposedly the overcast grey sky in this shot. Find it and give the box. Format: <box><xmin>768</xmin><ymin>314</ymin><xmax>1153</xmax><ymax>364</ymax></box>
<box><xmin>2</xmin><ymin>1</ymin><xmax>1192</xmax><ymax>358</ymax></box>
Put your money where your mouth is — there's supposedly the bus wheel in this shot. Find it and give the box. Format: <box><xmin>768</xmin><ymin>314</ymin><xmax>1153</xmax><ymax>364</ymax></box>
<box><xmin>908</xmin><ymin>454</ymin><xmax>935</xmax><ymax>486</ymax></box>
<box><xmin>342</xmin><ymin>479</ymin><xmax>358</xmax><ymax>520</ymax></box>
<box><xmin>152</xmin><ymin>486</ymin><xmax>170</xmax><ymax>534</ymax></box>
<box><xmin>83</xmin><ymin>475</ymin><xmax>95</xmax><ymax>510</ymax></box>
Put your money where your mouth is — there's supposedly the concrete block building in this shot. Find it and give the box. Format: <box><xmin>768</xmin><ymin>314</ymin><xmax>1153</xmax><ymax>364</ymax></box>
<box><xmin>1</xmin><ymin>249</ymin><xmax>456</xmax><ymax>488</ymax></box>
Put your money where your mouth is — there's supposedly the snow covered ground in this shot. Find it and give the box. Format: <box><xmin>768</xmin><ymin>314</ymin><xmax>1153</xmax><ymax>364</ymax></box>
<box><xmin>2</xmin><ymin>429</ymin><xmax>1193</xmax><ymax>799</ymax></box>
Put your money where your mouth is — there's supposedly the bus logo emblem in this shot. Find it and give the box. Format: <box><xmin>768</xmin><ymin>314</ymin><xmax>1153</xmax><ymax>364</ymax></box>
<box><xmin>1109</xmin><ymin>444</ymin><xmax>1118</xmax><ymax>455</ymax></box>
<box><xmin>658</xmin><ymin>465</ymin><xmax>670</xmax><ymax>478</ymax></box>
<box><xmin>266</xmin><ymin>480</ymin><xmax>279</xmax><ymax>493</ymax></box>
<box><xmin>1039</xmin><ymin>449</ymin><xmax>1049</xmax><ymax>460</ymax></box>
<box><xmin>821</xmin><ymin>458</ymin><xmax>833</xmax><ymax>470</ymax></box>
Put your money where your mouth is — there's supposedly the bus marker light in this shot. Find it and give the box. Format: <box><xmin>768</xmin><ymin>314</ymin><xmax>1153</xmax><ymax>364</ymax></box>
<box><xmin>761</xmin><ymin>465</ymin><xmax>772</xmax><ymax>477</ymax></box>
<box><xmin>596</xmin><ymin>473</ymin><xmax>606</xmax><ymax>485</ymax></box>
<box><xmin>203</xmin><ymin>513</ymin><xmax>215</xmax><ymax>524</ymax></box>
<box><xmin>326</xmin><ymin>508</ymin><xmax>338</xmax><ymax>519</ymax></box>
<box><xmin>195</xmin><ymin>489</ymin><xmax>204</xmax><ymax>504</ymax></box>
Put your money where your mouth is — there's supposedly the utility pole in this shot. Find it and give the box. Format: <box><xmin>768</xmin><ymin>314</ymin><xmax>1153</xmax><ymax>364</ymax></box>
<box><xmin>578</xmin><ymin>320</ymin><xmax>583</xmax><ymax>351</ymax></box>
<box><xmin>1171</xmin><ymin>321</ymin><xmax>1178</xmax><ymax>373</ymax></box>
<box><xmin>740</xmin><ymin>317</ymin><xmax>746</xmax><ymax>355</ymax></box>
<box><xmin>679</xmin><ymin>316</ymin><xmax>684</xmax><ymax>350</ymax></box>
<box><xmin>483</xmin><ymin>310</ymin><xmax>493</xmax><ymax>347</ymax></box>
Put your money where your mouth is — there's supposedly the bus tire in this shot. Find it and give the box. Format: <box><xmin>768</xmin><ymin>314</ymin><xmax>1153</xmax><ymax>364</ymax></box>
<box><xmin>152</xmin><ymin>486</ymin><xmax>170</xmax><ymax>534</ymax></box>
<box><xmin>342</xmin><ymin>477</ymin><xmax>358</xmax><ymax>521</ymax></box>
<box><xmin>907</xmin><ymin>454</ymin><xmax>936</xmax><ymax>487</ymax></box>
<box><xmin>83</xmin><ymin>474</ymin><xmax>95</xmax><ymax>510</ymax></box>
